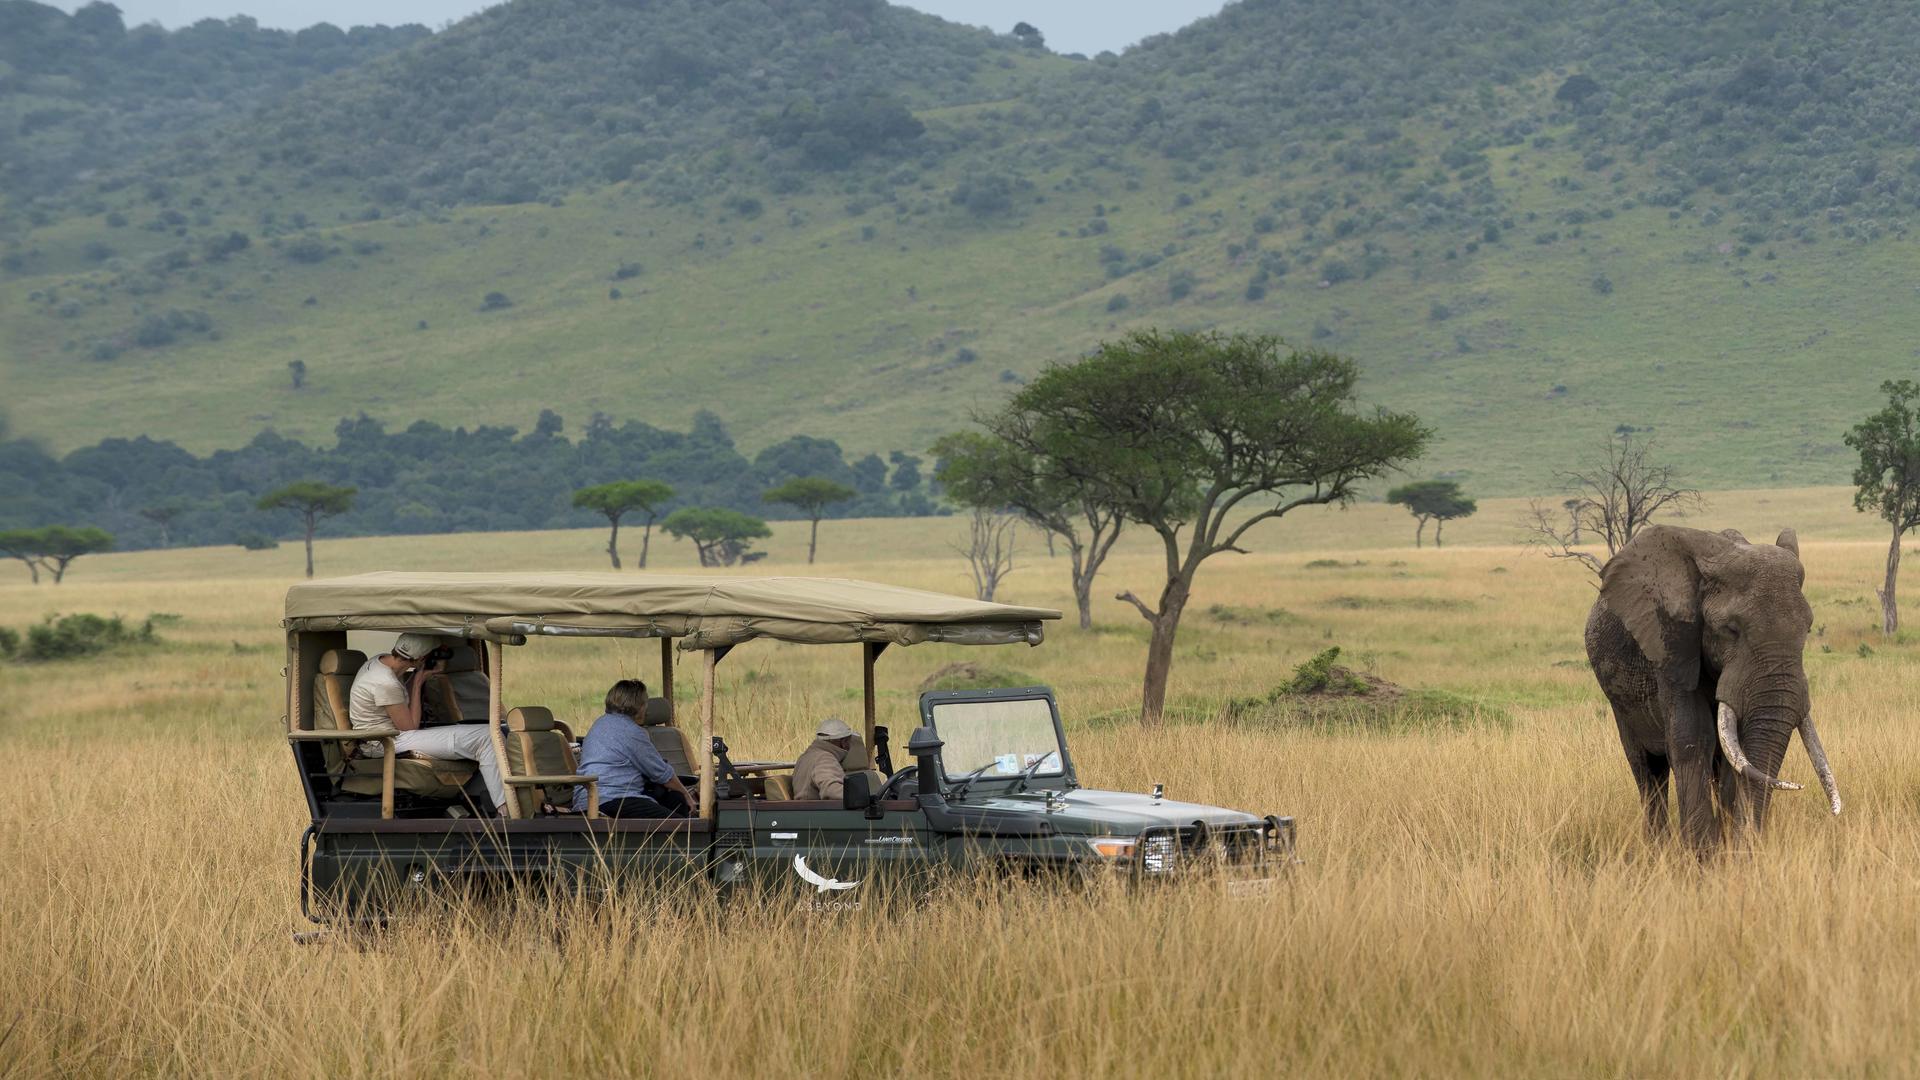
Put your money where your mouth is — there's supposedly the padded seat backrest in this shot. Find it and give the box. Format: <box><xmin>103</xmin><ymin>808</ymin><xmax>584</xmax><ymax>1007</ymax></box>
<box><xmin>311</xmin><ymin>649</ymin><xmax>367</xmax><ymax>772</ymax></box>
<box><xmin>640</xmin><ymin>697</ymin><xmax>701</xmax><ymax>777</ymax></box>
<box><xmin>502</xmin><ymin>706</ymin><xmax>580</xmax><ymax>817</ymax></box>
<box><xmin>442</xmin><ymin>645</ymin><xmax>492</xmax><ymax>722</ymax></box>
<box><xmin>761</xmin><ymin>773</ymin><xmax>792</xmax><ymax>801</ymax></box>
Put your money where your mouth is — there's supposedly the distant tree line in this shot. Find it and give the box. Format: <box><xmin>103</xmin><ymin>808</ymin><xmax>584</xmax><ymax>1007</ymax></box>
<box><xmin>0</xmin><ymin>409</ymin><xmax>940</xmax><ymax>552</ymax></box>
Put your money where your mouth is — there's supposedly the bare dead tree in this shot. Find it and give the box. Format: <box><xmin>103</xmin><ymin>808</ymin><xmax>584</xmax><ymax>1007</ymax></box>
<box><xmin>1525</xmin><ymin>432</ymin><xmax>1704</xmax><ymax>575</ymax></box>
<box><xmin>953</xmin><ymin>507</ymin><xmax>1019</xmax><ymax>601</ymax></box>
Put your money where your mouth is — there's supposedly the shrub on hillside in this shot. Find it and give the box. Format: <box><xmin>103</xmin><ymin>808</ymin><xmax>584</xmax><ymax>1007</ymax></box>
<box><xmin>480</xmin><ymin>291</ymin><xmax>513</xmax><ymax>311</ymax></box>
<box><xmin>282</xmin><ymin>235</ymin><xmax>333</xmax><ymax>264</ymax></box>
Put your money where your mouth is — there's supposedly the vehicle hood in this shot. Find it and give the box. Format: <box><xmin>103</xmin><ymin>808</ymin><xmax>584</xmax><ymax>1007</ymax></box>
<box><xmin>959</xmin><ymin>788</ymin><xmax>1265</xmax><ymax>835</ymax></box>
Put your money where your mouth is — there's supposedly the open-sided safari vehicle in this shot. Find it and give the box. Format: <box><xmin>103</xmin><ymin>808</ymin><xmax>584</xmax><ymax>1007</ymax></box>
<box><xmin>284</xmin><ymin>572</ymin><xmax>1298</xmax><ymax>920</ymax></box>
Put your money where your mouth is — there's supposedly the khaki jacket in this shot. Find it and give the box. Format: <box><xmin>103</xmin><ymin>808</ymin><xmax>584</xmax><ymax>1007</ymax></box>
<box><xmin>793</xmin><ymin>736</ymin><xmax>856</xmax><ymax>799</ymax></box>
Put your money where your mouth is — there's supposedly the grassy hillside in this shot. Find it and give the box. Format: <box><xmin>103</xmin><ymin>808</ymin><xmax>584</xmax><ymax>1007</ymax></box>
<box><xmin>6</xmin><ymin>0</ymin><xmax>1920</xmax><ymax>494</ymax></box>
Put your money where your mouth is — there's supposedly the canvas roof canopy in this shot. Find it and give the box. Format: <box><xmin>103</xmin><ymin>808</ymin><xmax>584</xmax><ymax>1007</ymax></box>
<box><xmin>284</xmin><ymin>571</ymin><xmax>1060</xmax><ymax>649</ymax></box>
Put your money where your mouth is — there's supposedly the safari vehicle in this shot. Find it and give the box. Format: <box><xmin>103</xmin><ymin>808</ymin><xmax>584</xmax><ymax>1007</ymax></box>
<box><xmin>284</xmin><ymin>572</ymin><xmax>1297</xmax><ymax>920</ymax></box>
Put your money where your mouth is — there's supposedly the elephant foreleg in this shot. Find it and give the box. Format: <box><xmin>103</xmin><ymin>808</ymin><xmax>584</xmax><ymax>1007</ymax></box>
<box><xmin>1669</xmin><ymin>695</ymin><xmax>1722</xmax><ymax>855</ymax></box>
<box><xmin>1609</xmin><ymin>702</ymin><xmax>1670</xmax><ymax>838</ymax></box>
<box><xmin>1638</xmin><ymin>752</ymin><xmax>1671</xmax><ymax>837</ymax></box>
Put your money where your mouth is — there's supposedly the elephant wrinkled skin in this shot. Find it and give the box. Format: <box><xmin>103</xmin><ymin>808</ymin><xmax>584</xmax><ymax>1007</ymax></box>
<box><xmin>1585</xmin><ymin>525</ymin><xmax>1840</xmax><ymax>853</ymax></box>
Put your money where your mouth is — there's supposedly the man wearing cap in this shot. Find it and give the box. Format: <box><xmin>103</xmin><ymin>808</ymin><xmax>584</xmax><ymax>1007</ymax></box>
<box><xmin>349</xmin><ymin>632</ymin><xmax>507</xmax><ymax>815</ymax></box>
<box><xmin>792</xmin><ymin>716</ymin><xmax>864</xmax><ymax>800</ymax></box>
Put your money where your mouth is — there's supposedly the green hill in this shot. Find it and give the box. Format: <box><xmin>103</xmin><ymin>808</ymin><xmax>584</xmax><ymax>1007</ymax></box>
<box><xmin>0</xmin><ymin>1</ymin><xmax>428</xmax><ymax>200</ymax></box>
<box><xmin>6</xmin><ymin>0</ymin><xmax>1920</xmax><ymax>494</ymax></box>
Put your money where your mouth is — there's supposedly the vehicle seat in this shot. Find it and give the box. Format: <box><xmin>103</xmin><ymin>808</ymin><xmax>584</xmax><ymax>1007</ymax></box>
<box><xmin>501</xmin><ymin>706</ymin><xmax>592</xmax><ymax>817</ymax></box>
<box><xmin>760</xmin><ymin>773</ymin><xmax>793</xmax><ymax>801</ymax></box>
<box><xmin>442</xmin><ymin>645</ymin><xmax>492</xmax><ymax>721</ymax></box>
<box><xmin>843</xmin><ymin>736</ymin><xmax>886</xmax><ymax>800</ymax></box>
<box><xmin>640</xmin><ymin>697</ymin><xmax>703</xmax><ymax>778</ymax></box>
<box><xmin>311</xmin><ymin>649</ymin><xmax>473</xmax><ymax>799</ymax></box>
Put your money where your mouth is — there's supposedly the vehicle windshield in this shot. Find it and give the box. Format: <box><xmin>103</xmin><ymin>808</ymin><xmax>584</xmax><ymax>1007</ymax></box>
<box><xmin>931</xmin><ymin>697</ymin><xmax>1064</xmax><ymax>783</ymax></box>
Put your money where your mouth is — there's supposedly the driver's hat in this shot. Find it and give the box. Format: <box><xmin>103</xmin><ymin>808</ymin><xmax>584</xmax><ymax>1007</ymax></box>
<box><xmin>815</xmin><ymin>717</ymin><xmax>856</xmax><ymax>740</ymax></box>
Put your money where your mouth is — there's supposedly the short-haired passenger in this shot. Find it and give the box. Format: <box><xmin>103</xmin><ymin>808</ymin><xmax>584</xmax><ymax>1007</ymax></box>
<box><xmin>349</xmin><ymin>633</ymin><xmax>506</xmax><ymax>814</ymax></box>
<box><xmin>572</xmin><ymin>679</ymin><xmax>695</xmax><ymax>819</ymax></box>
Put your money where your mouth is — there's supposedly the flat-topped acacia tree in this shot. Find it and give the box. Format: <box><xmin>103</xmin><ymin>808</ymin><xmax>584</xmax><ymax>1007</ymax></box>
<box><xmin>762</xmin><ymin>476</ymin><xmax>856</xmax><ymax>564</ymax></box>
<box><xmin>988</xmin><ymin>329</ymin><xmax>1429</xmax><ymax>725</ymax></box>
<box><xmin>573</xmin><ymin>479</ymin><xmax>675</xmax><ymax>570</ymax></box>
<box><xmin>1386</xmin><ymin>479</ymin><xmax>1477</xmax><ymax>548</ymax></box>
<box><xmin>0</xmin><ymin>525</ymin><xmax>114</xmax><ymax>584</ymax></box>
<box><xmin>662</xmin><ymin>507</ymin><xmax>772</xmax><ymax>567</ymax></box>
<box><xmin>258</xmin><ymin>481</ymin><xmax>355</xmax><ymax>579</ymax></box>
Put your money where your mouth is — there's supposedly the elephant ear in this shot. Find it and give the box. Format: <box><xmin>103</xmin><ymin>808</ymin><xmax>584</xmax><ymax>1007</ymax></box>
<box><xmin>1775</xmin><ymin>528</ymin><xmax>1800</xmax><ymax>557</ymax></box>
<box><xmin>1599</xmin><ymin>526</ymin><xmax>1736</xmax><ymax>690</ymax></box>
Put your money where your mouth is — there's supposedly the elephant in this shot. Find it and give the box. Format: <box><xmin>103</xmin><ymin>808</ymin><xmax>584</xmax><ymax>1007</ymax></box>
<box><xmin>1585</xmin><ymin>525</ymin><xmax>1840</xmax><ymax>852</ymax></box>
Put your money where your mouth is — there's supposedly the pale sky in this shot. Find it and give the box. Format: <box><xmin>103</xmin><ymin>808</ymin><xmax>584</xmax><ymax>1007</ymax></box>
<box><xmin>63</xmin><ymin>0</ymin><xmax>1231</xmax><ymax>56</ymax></box>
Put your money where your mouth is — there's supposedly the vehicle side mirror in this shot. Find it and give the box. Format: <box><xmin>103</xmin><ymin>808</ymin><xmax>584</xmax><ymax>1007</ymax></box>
<box><xmin>842</xmin><ymin>770</ymin><xmax>874</xmax><ymax>811</ymax></box>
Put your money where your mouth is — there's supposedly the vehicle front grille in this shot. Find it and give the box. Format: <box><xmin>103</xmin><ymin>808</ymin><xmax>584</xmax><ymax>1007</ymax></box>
<box><xmin>1138</xmin><ymin>822</ymin><xmax>1273</xmax><ymax>873</ymax></box>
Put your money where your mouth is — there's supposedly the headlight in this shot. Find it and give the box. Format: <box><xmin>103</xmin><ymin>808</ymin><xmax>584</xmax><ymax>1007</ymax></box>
<box><xmin>1140</xmin><ymin>833</ymin><xmax>1178</xmax><ymax>874</ymax></box>
<box><xmin>1085</xmin><ymin>837</ymin><xmax>1137</xmax><ymax>860</ymax></box>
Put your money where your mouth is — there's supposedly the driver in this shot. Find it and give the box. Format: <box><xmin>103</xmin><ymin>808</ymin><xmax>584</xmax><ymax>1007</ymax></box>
<box><xmin>792</xmin><ymin>717</ymin><xmax>862</xmax><ymax>800</ymax></box>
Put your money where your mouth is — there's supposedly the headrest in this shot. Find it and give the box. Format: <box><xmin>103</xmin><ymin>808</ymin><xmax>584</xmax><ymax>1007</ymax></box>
<box><xmin>842</xmin><ymin>733</ymin><xmax>871</xmax><ymax>770</ymax></box>
<box><xmin>641</xmin><ymin>697</ymin><xmax>673</xmax><ymax>725</ymax></box>
<box><xmin>319</xmin><ymin>649</ymin><xmax>367</xmax><ymax>675</ymax></box>
<box><xmin>442</xmin><ymin>645</ymin><xmax>481</xmax><ymax>673</ymax></box>
<box><xmin>506</xmin><ymin>706</ymin><xmax>555</xmax><ymax>732</ymax></box>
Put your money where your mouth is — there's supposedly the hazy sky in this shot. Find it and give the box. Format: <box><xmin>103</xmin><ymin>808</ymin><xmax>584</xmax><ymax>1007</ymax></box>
<box><xmin>65</xmin><ymin>1</ymin><xmax>1231</xmax><ymax>56</ymax></box>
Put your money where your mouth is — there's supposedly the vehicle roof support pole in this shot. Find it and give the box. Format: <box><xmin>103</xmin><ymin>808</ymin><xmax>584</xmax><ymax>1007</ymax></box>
<box><xmin>862</xmin><ymin>641</ymin><xmax>887</xmax><ymax>746</ymax></box>
<box><xmin>659</xmin><ymin>636</ymin><xmax>674</xmax><ymax>719</ymax></box>
<box><xmin>488</xmin><ymin>639</ymin><xmax>521</xmax><ymax>819</ymax></box>
<box><xmin>699</xmin><ymin>648</ymin><xmax>717</xmax><ymax>820</ymax></box>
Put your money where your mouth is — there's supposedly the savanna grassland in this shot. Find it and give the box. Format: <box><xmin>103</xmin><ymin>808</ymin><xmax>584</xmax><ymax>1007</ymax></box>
<box><xmin>5</xmin><ymin>487</ymin><xmax>1920</xmax><ymax>1075</ymax></box>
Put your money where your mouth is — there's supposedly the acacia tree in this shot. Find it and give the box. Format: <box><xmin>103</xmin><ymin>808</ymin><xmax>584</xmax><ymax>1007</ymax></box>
<box><xmin>0</xmin><ymin>528</ymin><xmax>46</xmax><ymax>583</ymax></box>
<box><xmin>40</xmin><ymin>525</ymin><xmax>114</xmax><ymax>583</ymax></box>
<box><xmin>139</xmin><ymin>500</ymin><xmax>189</xmax><ymax>548</ymax></box>
<box><xmin>258</xmin><ymin>481</ymin><xmax>356</xmax><ymax>578</ymax></box>
<box><xmin>1845</xmin><ymin>380</ymin><xmax>1920</xmax><ymax>635</ymax></box>
<box><xmin>662</xmin><ymin>507</ymin><xmax>771</xmax><ymax>567</ymax></box>
<box><xmin>0</xmin><ymin>526</ymin><xmax>114</xmax><ymax>584</ymax></box>
<box><xmin>997</xmin><ymin>329</ymin><xmax>1428</xmax><ymax>725</ymax></box>
<box><xmin>1525</xmin><ymin>432</ymin><xmax>1702</xmax><ymax>575</ymax></box>
<box><xmin>762</xmin><ymin>476</ymin><xmax>856</xmax><ymax>564</ymax></box>
<box><xmin>933</xmin><ymin>430</ymin><xmax>1124</xmax><ymax>629</ymax></box>
<box><xmin>1386</xmin><ymin>480</ymin><xmax>1477</xmax><ymax>548</ymax></box>
<box><xmin>573</xmin><ymin>479</ymin><xmax>675</xmax><ymax>570</ymax></box>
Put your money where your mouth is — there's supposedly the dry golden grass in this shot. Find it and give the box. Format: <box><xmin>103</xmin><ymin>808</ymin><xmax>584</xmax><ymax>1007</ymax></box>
<box><xmin>4</xmin><ymin>488</ymin><xmax>1920</xmax><ymax>1076</ymax></box>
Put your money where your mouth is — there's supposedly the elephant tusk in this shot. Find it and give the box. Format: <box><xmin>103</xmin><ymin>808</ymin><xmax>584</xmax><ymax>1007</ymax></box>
<box><xmin>1717</xmin><ymin>703</ymin><xmax>1803</xmax><ymax>792</ymax></box>
<box><xmin>1799</xmin><ymin>715</ymin><xmax>1843</xmax><ymax>816</ymax></box>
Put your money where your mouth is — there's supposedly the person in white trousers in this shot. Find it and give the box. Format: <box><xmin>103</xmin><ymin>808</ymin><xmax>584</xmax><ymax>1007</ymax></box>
<box><xmin>348</xmin><ymin>632</ymin><xmax>505</xmax><ymax>814</ymax></box>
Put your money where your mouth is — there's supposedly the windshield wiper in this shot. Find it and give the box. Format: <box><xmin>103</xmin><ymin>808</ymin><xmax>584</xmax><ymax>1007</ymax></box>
<box><xmin>946</xmin><ymin>761</ymin><xmax>999</xmax><ymax>802</ymax></box>
<box><xmin>1011</xmin><ymin>750</ymin><xmax>1059</xmax><ymax>793</ymax></box>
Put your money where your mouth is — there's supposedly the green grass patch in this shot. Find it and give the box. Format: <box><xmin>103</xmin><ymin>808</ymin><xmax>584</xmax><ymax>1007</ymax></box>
<box><xmin>1324</xmin><ymin>595</ymin><xmax>1474</xmax><ymax>611</ymax></box>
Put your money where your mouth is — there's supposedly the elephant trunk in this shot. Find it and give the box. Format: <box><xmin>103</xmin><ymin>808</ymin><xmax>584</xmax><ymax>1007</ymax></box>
<box><xmin>1799</xmin><ymin>715</ymin><xmax>1843</xmax><ymax>815</ymax></box>
<box><xmin>1716</xmin><ymin>703</ymin><xmax>1803</xmax><ymax>793</ymax></box>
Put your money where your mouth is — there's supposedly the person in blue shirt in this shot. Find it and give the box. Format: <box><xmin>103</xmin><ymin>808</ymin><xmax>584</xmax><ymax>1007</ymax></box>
<box><xmin>572</xmin><ymin>679</ymin><xmax>694</xmax><ymax>818</ymax></box>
